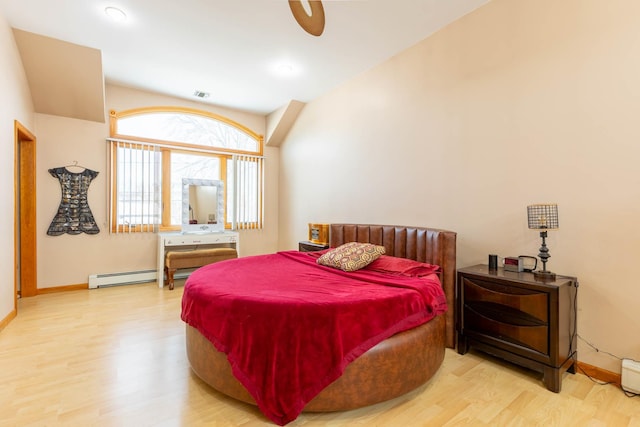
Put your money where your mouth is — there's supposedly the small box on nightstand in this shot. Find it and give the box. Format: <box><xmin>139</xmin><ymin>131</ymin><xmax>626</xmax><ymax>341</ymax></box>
<box><xmin>298</xmin><ymin>240</ymin><xmax>329</xmax><ymax>252</ymax></box>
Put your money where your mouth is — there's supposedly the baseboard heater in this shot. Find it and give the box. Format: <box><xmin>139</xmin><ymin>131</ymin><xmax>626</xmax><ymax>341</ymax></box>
<box><xmin>622</xmin><ymin>358</ymin><xmax>640</xmax><ymax>394</ymax></box>
<box><xmin>88</xmin><ymin>269</ymin><xmax>157</xmax><ymax>289</ymax></box>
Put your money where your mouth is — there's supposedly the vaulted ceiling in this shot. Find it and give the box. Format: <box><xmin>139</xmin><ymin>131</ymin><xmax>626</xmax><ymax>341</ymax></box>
<box><xmin>1</xmin><ymin>0</ymin><xmax>489</xmax><ymax>121</ymax></box>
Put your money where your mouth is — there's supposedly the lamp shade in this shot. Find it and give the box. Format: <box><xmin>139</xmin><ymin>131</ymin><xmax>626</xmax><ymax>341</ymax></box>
<box><xmin>527</xmin><ymin>204</ymin><xmax>559</xmax><ymax>230</ymax></box>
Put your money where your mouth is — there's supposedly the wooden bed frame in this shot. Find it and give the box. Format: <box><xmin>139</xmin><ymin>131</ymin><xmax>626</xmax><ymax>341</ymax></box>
<box><xmin>185</xmin><ymin>223</ymin><xmax>457</xmax><ymax>412</ymax></box>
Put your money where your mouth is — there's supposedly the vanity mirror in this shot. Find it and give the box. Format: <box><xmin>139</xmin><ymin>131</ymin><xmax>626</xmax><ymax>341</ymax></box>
<box><xmin>181</xmin><ymin>178</ymin><xmax>224</xmax><ymax>233</ymax></box>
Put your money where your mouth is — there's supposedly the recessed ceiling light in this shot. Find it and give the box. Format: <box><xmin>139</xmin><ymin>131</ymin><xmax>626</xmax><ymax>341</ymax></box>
<box><xmin>278</xmin><ymin>64</ymin><xmax>294</xmax><ymax>74</ymax></box>
<box><xmin>271</xmin><ymin>62</ymin><xmax>300</xmax><ymax>78</ymax></box>
<box><xmin>104</xmin><ymin>6</ymin><xmax>127</xmax><ymax>22</ymax></box>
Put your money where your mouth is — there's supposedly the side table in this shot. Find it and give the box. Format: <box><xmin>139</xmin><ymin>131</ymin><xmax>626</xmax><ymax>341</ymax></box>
<box><xmin>457</xmin><ymin>264</ymin><xmax>578</xmax><ymax>392</ymax></box>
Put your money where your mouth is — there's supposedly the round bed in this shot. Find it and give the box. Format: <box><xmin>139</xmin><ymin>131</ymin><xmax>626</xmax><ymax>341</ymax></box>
<box><xmin>185</xmin><ymin>223</ymin><xmax>457</xmax><ymax>414</ymax></box>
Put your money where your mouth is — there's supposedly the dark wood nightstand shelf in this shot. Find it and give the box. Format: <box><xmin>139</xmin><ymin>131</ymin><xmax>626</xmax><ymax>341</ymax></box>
<box><xmin>457</xmin><ymin>264</ymin><xmax>578</xmax><ymax>392</ymax></box>
<box><xmin>298</xmin><ymin>241</ymin><xmax>329</xmax><ymax>252</ymax></box>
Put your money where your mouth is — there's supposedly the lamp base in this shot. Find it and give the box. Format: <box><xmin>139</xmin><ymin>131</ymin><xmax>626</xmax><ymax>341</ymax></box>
<box><xmin>533</xmin><ymin>270</ymin><xmax>556</xmax><ymax>281</ymax></box>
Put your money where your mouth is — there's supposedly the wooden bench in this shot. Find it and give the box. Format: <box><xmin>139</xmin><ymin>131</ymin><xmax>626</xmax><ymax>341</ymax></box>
<box><xmin>164</xmin><ymin>248</ymin><xmax>238</xmax><ymax>290</ymax></box>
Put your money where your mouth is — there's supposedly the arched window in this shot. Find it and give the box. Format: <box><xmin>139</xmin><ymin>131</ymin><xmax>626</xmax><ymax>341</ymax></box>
<box><xmin>108</xmin><ymin>107</ymin><xmax>264</xmax><ymax>233</ymax></box>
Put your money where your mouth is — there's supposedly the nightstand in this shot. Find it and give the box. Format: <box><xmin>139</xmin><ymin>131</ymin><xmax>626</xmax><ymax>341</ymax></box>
<box><xmin>456</xmin><ymin>264</ymin><xmax>578</xmax><ymax>392</ymax></box>
<box><xmin>298</xmin><ymin>241</ymin><xmax>329</xmax><ymax>252</ymax></box>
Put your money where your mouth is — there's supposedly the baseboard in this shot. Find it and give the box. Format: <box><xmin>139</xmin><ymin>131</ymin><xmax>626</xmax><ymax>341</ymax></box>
<box><xmin>37</xmin><ymin>283</ymin><xmax>89</xmax><ymax>294</ymax></box>
<box><xmin>577</xmin><ymin>361</ymin><xmax>621</xmax><ymax>387</ymax></box>
<box><xmin>0</xmin><ymin>309</ymin><xmax>17</xmax><ymax>332</ymax></box>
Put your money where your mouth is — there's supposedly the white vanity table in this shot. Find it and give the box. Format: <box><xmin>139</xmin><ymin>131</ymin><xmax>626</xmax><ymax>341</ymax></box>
<box><xmin>156</xmin><ymin>231</ymin><xmax>239</xmax><ymax>288</ymax></box>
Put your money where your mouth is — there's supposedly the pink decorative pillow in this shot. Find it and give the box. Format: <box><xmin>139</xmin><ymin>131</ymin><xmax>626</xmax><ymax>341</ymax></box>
<box><xmin>317</xmin><ymin>242</ymin><xmax>386</xmax><ymax>272</ymax></box>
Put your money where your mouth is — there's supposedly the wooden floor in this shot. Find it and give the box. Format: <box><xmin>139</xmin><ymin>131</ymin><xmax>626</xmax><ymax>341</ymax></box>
<box><xmin>1</xmin><ymin>283</ymin><xmax>637</xmax><ymax>427</ymax></box>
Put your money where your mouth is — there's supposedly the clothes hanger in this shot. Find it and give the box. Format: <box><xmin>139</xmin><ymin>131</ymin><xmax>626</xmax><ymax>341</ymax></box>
<box><xmin>64</xmin><ymin>160</ymin><xmax>86</xmax><ymax>171</ymax></box>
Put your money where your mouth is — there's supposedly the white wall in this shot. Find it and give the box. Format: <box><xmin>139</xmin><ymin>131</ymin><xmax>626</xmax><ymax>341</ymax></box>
<box><xmin>35</xmin><ymin>84</ymin><xmax>278</xmax><ymax>288</ymax></box>
<box><xmin>278</xmin><ymin>0</ymin><xmax>640</xmax><ymax>373</ymax></box>
<box><xmin>0</xmin><ymin>13</ymin><xmax>34</xmax><ymax>324</ymax></box>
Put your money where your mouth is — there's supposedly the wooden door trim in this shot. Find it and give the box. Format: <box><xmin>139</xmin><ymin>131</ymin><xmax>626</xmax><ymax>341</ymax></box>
<box><xmin>14</xmin><ymin>120</ymin><xmax>37</xmax><ymax>302</ymax></box>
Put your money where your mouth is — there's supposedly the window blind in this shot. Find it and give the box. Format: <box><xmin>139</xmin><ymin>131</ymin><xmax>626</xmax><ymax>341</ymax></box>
<box><xmin>232</xmin><ymin>154</ymin><xmax>264</xmax><ymax>230</ymax></box>
<box><xmin>108</xmin><ymin>139</ymin><xmax>161</xmax><ymax>233</ymax></box>
<box><xmin>107</xmin><ymin>138</ymin><xmax>264</xmax><ymax>233</ymax></box>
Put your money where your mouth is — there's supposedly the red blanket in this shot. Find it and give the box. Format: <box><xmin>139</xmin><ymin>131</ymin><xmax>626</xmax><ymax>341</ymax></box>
<box><xmin>181</xmin><ymin>250</ymin><xmax>447</xmax><ymax>425</ymax></box>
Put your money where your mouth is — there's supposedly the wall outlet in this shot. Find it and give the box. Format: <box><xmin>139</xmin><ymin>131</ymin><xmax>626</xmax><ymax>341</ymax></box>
<box><xmin>621</xmin><ymin>358</ymin><xmax>640</xmax><ymax>394</ymax></box>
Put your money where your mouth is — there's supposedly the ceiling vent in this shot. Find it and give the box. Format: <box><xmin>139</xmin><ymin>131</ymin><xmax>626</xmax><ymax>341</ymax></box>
<box><xmin>193</xmin><ymin>90</ymin><xmax>210</xmax><ymax>98</ymax></box>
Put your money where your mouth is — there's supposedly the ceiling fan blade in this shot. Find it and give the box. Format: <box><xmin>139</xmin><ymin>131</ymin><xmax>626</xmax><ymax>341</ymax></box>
<box><xmin>289</xmin><ymin>1</ymin><xmax>325</xmax><ymax>36</ymax></box>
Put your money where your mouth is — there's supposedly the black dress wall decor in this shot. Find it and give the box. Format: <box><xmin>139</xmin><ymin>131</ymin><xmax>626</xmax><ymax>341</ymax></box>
<box><xmin>47</xmin><ymin>166</ymin><xmax>100</xmax><ymax>236</ymax></box>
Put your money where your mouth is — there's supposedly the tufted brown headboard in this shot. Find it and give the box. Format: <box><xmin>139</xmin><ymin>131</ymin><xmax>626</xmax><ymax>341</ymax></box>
<box><xmin>330</xmin><ymin>223</ymin><xmax>457</xmax><ymax>348</ymax></box>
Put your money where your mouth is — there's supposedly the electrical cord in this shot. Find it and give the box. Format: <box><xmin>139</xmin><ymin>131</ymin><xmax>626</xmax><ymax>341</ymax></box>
<box><xmin>578</xmin><ymin>334</ymin><xmax>624</xmax><ymax>361</ymax></box>
<box><xmin>575</xmin><ymin>363</ymin><xmax>614</xmax><ymax>386</ymax></box>
<box><xmin>567</xmin><ymin>280</ymin><xmax>639</xmax><ymax>397</ymax></box>
<box><xmin>568</xmin><ymin>280</ymin><xmax>578</xmax><ymax>362</ymax></box>
<box><xmin>577</xmin><ymin>333</ymin><xmax>640</xmax><ymax>397</ymax></box>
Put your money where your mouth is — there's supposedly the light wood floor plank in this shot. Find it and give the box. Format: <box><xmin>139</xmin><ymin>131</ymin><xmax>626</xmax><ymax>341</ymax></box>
<box><xmin>0</xmin><ymin>283</ymin><xmax>637</xmax><ymax>426</ymax></box>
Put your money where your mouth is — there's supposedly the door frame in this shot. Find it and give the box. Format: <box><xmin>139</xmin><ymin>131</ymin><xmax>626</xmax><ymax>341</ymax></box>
<box><xmin>14</xmin><ymin>120</ymin><xmax>37</xmax><ymax>304</ymax></box>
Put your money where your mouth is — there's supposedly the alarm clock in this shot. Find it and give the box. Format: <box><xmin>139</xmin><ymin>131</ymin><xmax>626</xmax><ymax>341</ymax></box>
<box><xmin>504</xmin><ymin>256</ymin><xmax>538</xmax><ymax>272</ymax></box>
<box><xmin>503</xmin><ymin>257</ymin><xmax>521</xmax><ymax>272</ymax></box>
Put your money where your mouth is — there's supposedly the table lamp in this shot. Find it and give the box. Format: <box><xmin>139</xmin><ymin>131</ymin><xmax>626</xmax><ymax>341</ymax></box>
<box><xmin>527</xmin><ymin>203</ymin><xmax>559</xmax><ymax>280</ymax></box>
